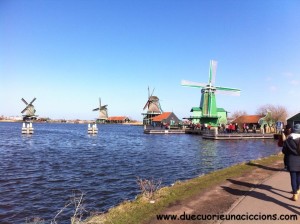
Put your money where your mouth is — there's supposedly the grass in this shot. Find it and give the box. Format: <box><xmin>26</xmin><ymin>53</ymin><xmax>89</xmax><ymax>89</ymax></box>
<box><xmin>83</xmin><ymin>154</ymin><xmax>283</xmax><ymax>224</ymax></box>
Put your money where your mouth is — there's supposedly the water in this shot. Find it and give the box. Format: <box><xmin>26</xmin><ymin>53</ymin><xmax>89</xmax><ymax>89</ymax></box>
<box><xmin>0</xmin><ymin>122</ymin><xmax>281</xmax><ymax>223</ymax></box>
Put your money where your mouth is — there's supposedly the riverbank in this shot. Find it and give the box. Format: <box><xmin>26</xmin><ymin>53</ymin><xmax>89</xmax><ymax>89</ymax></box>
<box><xmin>0</xmin><ymin>120</ymin><xmax>143</xmax><ymax>125</ymax></box>
<box><xmin>83</xmin><ymin>153</ymin><xmax>284</xmax><ymax>224</ymax></box>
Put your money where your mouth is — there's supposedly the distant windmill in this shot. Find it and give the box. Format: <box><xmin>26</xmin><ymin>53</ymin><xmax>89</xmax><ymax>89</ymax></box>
<box><xmin>143</xmin><ymin>87</ymin><xmax>163</xmax><ymax>114</ymax></box>
<box><xmin>21</xmin><ymin>97</ymin><xmax>37</xmax><ymax>121</ymax></box>
<box><xmin>142</xmin><ymin>87</ymin><xmax>163</xmax><ymax>125</ymax></box>
<box><xmin>93</xmin><ymin>98</ymin><xmax>108</xmax><ymax>123</ymax></box>
<box><xmin>181</xmin><ymin>60</ymin><xmax>241</xmax><ymax>126</ymax></box>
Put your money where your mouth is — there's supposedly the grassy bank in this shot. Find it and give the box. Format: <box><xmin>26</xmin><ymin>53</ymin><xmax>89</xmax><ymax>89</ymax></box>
<box><xmin>84</xmin><ymin>153</ymin><xmax>283</xmax><ymax>224</ymax></box>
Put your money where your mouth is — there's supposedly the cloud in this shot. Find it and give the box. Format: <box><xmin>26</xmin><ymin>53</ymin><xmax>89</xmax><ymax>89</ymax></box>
<box><xmin>265</xmin><ymin>76</ymin><xmax>273</xmax><ymax>82</ymax></box>
<box><xmin>283</xmin><ymin>72</ymin><xmax>294</xmax><ymax>77</ymax></box>
<box><xmin>289</xmin><ymin>80</ymin><xmax>299</xmax><ymax>86</ymax></box>
<box><xmin>288</xmin><ymin>89</ymin><xmax>300</xmax><ymax>97</ymax></box>
<box><xmin>269</xmin><ymin>85</ymin><xmax>277</xmax><ymax>92</ymax></box>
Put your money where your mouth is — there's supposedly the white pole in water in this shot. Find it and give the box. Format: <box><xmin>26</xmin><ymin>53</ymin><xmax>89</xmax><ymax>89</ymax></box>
<box><xmin>92</xmin><ymin>124</ymin><xmax>96</xmax><ymax>133</ymax></box>
<box><xmin>214</xmin><ymin>127</ymin><xmax>218</xmax><ymax>135</ymax></box>
<box><xmin>26</xmin><ymin>123</ymin><xmax>29</xmax><ymax>134</ymax></box>
<box><xmin>88</xmin><ymin>123</ymin><xmax>98</xmax><ymax>134</ymax></box>
<box><xmin>22</xmin><ymin>122</ymin><xmax>34</xmax><ymax>134</ymax></box>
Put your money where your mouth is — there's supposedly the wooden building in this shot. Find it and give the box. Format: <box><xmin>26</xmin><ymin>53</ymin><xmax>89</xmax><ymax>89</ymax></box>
<box><xmin>107</xmin><ymin>116</ymin><xmax>130</xmax><ymax>124</ymax></box>
<box><xmin>151</xmin><ymin>112</ymin><xmax>181</xmax><ymax>127</ymax></box>
<box><xmin>232</xmin><ymin>115</ymin><xmax>264</xmax><ymax>130</ymax></box>
<box><xmin>287</xmin><ymin>113</ymin><xmax>300</xmax><ymax>127</ymax></box>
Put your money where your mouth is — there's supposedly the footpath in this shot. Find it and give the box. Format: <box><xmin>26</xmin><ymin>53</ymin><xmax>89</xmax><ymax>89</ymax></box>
<box><xmin>219</xmin><ymin>171</ymin><xmax>300</xmax><ymax>224</ymax></box>
<box><xmin>148</xmin><ymin>159</ymin><xmax>300</xmax><ymax>224</ymax></box>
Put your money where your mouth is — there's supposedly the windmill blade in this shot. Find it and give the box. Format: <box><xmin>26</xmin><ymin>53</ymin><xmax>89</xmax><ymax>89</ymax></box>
<box><xmin>99</xmin><ymin>98</ymin><xmax>101</xmax><ymax>107</ymax></box>
<box><xmin>215</xmin><ymin>89</ymin><xmax>241</xmax><ymax>96</ymax></box>
<box><xmin>215</xmin><ymin>86</ymin><xmax>241</xmax><ymax>96</ymax></box>
<box><xmin>208</xmin><ymin>60</ymin><xmax>217</xmax><ymax>85</ymax></box>
<box><xmin>100</xmin><ymin>105</ymin><xmax>108</xmax><ymax>110</ymax></box>
<box><xmin>93</xmin><ymin>108</ymin><xmax>100</xmax><ymax>111</ymax></box>
<box><xmin>21</xmin><ymin>98</ymin><xmax>28</xmax><ymax>105</ymax></box>
<box><xmin>21</xmin><ymin>106</ymin><xmax>29</xmax><ymax>114</ymax></box>
<box><xmin>29</xmin><ymin>97</ymin><xmax>36</xmax><ymax>105</ymax></box>
<box><xmin>181</xmin><ymin>80</ymin><xmax>207</xmax><ymax>88</ymax></box>
<box><xmin>143</xmin><ymin>101</ymin><xmax>150</xmax><ymax>110</ymax></box>
<box><xmin>150</xmin><ymin>88</ymin><xmax>155</xmax><ymax>97</ymax></box>
<box><xmin>158</xmin><ymin>101</ymin><xmax>164</xmax><ymax>113</ymax></box>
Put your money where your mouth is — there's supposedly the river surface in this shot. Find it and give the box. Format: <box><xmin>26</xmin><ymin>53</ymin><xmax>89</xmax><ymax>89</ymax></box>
<box><xmin>0</xmin><ymin>122</ymin><xmax>281</xmax><ymax>223</ymax></box>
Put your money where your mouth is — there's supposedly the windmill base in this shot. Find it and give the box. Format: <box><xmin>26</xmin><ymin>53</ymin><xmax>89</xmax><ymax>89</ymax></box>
<box><xmin>188</xmin><ymin>116</ymin><xmax>220</xmax><ymax>127</ymax></box>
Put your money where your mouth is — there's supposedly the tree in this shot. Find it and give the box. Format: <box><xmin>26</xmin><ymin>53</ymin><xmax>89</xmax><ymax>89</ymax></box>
<box><xmin>229</xmin><ymin>110</ymin><xmax>248</xmax><ymax>121</ymax></box>
<box><xmin>256</xmin><ymin>104</ymin><xmax>288</xmax><ymax>131</ymax></box>
<box><xmin>256</xmin><ymin>104</ymin><xmax>288</xmax><ymax>122</ymax></box>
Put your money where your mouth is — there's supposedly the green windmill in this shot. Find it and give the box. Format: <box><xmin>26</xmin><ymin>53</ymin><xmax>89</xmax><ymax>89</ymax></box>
<box><xmin>181</xmin><ymin>60</ymin><xmax>241</xmax><ymax>126</ymax></box>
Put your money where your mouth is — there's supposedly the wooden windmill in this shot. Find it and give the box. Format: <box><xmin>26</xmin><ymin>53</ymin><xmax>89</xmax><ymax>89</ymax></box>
<box><xmin>181</xmin><ymin>60</ymin><xmax>240</xmax><ymax>126</ymax></box>
<box><xmin>93</xmin><ymin>98</ymin><xmax>108</xmax><ymax>124</ymax></box>
<box><xmin>21</xmin><ymin>97</ymin><xmax>37</xmax><ymax>121</ymax></box>
<box><xmin>142</xmin><ymin>87</ymin><xmax>163</xmax><ymax>125</ymax></box>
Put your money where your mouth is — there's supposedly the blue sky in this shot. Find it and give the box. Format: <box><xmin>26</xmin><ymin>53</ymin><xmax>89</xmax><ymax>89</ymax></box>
<box><xmin>1</xmin><ymin>0</ymin><xmax>300</xmax><ymax>120</ymax></box>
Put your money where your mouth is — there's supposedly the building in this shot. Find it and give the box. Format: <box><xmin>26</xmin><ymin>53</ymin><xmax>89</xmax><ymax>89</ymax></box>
<box><xmin>151</xmin><ymin>112</ymin><xmax>181</xmax><ymax>127</ymax></box>
<box><xmin>287</xmin><ymin>113</ymin><xmax>300</xmax><ymax>127</ymax></box>
<box><xmin>232</xmin><ymin>115</ymin><xmax>264</xmax><ymax>130</ymax></box>
<box><xmin>107</xmin><ymin>116</ymin><xmax>130</xmax><ymax>124</ymax></box>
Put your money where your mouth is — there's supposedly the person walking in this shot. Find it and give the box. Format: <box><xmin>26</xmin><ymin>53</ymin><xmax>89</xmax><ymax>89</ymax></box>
<box><xmin>282</xmin><ymin>124</ymin><xmax>300</xmax><ymax>201</ymax></box>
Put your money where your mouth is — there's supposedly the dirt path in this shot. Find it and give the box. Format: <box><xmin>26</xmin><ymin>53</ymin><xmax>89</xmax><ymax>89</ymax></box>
<box><xmin>147</xmin><ymin>160</ymin><xmax>284</xmax><ymax>224</ymax></box>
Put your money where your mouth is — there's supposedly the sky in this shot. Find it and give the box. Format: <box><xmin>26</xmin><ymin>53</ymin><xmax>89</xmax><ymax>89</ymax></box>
<box><xmin>1</xmin><ymin>0</ymin><xmax>300</xmax><ymax>121</ymax></box>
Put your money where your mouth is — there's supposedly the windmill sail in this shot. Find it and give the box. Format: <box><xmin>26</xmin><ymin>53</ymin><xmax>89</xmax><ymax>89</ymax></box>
<box><xmin>215</xmin><ymin>86</ymin><xmax>241</xmax><ymax>96</ymax></box>
<box><xmin>209</xmin><ymin>60</ymin><xmax>217</xmax><ymax>85</ymax></box>
<box><xmin>181</xmin><ymin>80</ymin><xmax>208</xmax><ymax>88</ymax></box>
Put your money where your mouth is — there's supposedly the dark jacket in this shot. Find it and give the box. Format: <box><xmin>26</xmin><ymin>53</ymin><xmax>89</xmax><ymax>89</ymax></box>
<box><xmin>282</xmin><ymin>137</ymin><xmax>300</xmax><ymax>171</ymax></box>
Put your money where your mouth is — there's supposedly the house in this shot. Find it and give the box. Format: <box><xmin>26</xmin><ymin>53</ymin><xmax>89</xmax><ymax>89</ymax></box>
<box><xmin>107</xmin><ymin>116</ymin><xmax>130</xmax><ymax>124</ymax></box>
<box><xmin>287</xmin><ymin>113</ymin><xmax>300</xmax><ymax>127</ymax></box>
<box><xmin>151</xmin><ymin>112</ymin><xmax>181</xmax><ymax>127</ymax></box>
<box><xmin>232</xmin><ymin>115</ymin><xmax>264</xmax><ymax>130</ymax></box>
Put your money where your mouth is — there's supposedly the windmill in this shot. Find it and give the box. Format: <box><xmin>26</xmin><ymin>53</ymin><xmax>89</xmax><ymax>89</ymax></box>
<box><xmin>142</xmin><ymin>87</ymin><xmax>163</xmax><ymax>125</ymax></box>
<box><xmin>181</xmin><ymin>60</ymin><xmax>241</xmax><ymax>126</ymax></box>
<box><xmin>93</xmin><ymin>98</ymin><xmax>108</xmax><ymax>123</ymax></box>
<box><xmin>21</xmin><ymin>97</ymin><xmax>37</xmax><ymax>121</ymax></box>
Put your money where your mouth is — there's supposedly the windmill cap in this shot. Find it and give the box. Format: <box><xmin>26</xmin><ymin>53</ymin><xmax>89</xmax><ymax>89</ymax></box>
<box><xmin>293</xmin><ymin>124</ymin><xmax>300</xmax><ymax>134</ymax></box>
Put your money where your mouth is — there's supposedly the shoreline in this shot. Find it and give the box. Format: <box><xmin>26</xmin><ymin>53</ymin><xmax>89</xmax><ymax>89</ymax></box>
<box><xmin>0</xmin><ymin>120</ymin><xmax>143</xmax><ymax>125</ymax></box>
<box><xmin>83</xmin><ymin>153</ymin><xmax>284</xmax><ymax>224</ymax></box>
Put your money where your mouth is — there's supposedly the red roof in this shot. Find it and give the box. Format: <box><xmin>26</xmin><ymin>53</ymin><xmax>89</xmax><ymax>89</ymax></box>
<box><xmin>107</xmin><ymin>116</ymin><xmax>128</xmax><ymax>121</ymax></box>
<box><xmin>232</xmin><ymin>115</ymin><xmax>264</xmax><ymax>124</ymax></box>
<box><xmin>152</xmin><ymin>112</ymin><xmax>172</xmax><ymax>122</ymax></box>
